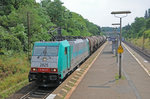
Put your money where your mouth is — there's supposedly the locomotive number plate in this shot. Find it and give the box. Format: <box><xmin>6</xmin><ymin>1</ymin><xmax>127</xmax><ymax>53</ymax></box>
<box><xmin>40</xmin><ymin>63</ymin><xmax>48</xmax><ymax>67</ymax></box>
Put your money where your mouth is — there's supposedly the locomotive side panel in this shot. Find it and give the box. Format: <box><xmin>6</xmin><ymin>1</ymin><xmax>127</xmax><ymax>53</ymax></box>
<box><xmin>69</xmin><ymin>39</ymin><xmax>89</xmax><ymax>70</ymax></box>
<box><xmin>58</xmin><ymin>40</ymin><xmax>71</xmax><ymax>79</ymax></box>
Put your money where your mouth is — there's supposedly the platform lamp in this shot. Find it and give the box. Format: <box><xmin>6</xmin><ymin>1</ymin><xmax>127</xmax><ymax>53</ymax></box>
<box><xmin>111</xmin><ymin>11</ymin><xmax>131</xmax><ymax>79</ymax></box>
<box><xmin>112</xmin><ymin>23</ymin><xmax>120</xmax><ymax>62</ymax></box>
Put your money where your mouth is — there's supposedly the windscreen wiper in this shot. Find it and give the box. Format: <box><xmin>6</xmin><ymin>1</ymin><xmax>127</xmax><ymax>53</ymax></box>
<box><xmin>43</xmin><ymin>46</ymin><xmax>47</xmax><ymax>56</ymax></box>
<box><xmin>37</xmin><ymin>47</ymin><xmax>47</xmax><ymax>58</ymax></box>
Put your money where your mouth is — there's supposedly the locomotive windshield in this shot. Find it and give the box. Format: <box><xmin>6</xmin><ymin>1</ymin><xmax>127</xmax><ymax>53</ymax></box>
<box><xmin>33</xmin><ymin>46</ymin><xmax>58</xmax><ymax>56</ymax></box>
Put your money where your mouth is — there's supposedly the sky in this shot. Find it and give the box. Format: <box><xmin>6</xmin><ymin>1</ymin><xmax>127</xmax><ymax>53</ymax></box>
<box><xmin>36</xmin><ymin>0</ymin><xmax>150</xmax><ymax>27</ymax></box>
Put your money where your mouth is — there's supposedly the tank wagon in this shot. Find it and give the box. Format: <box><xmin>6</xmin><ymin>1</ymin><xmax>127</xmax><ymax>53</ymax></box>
<box><xmin>28</xmin><ymin>36</ymin><xmax>106</xmax><ymax>87</ymax></box>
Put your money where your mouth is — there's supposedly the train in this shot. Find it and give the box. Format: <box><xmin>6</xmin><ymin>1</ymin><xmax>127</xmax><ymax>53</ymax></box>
<box><xmin>28</xmin><ymin>36</ymin><xmax>106</xmax><ymax>87</ymax></box>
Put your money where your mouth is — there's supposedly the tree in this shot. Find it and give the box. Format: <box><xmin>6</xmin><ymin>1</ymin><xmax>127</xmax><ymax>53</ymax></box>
<box><xmin>0</xmin><ymin>0</ymin><xmax>102</xmax><ymax>53</ymax></box>
<box><xmin>148</xmin><ymin>9</ymin><xmax>150</xmax><ymax>18</ymax></box>
<box><xmin>45</xmin><ymin>0</ymin><xmax>66</xmax><ymax>27</ymax></box>
<box><xmin>0</xmin><ymin>0</ymin><xmax>35</xmax><ymax>15</ymax></box>
<box><xmin>146</xmin><ymin>18</ymin><xmax>150</xmax><ymax>29</ymax></box>
<box><xmin>122</xmin><ymin>24</ymin><xmax>131</xmax><ymax>38</ymax></box>
<box><xmin>145</xmin><ymin>10</ymin><xmax>148</xmax><ymax>19</ymax></box>
<box><xmin>131</xmin><ymin>17</ymin><xmax>146</xmax><ymax>38</ymax></box>
<box><xmin>144</xmin><ymin>29</ymin><xmax>150</xmax><ymax>39</ymax></box>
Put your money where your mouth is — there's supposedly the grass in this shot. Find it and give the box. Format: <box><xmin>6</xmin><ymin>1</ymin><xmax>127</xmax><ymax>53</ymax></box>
<box><xmin>115</xmin><ymin>73</ymin><xmax>125</xmax><ymax>81</ymax></box>
<box><xmin>70</xmin><ymin>79</ymin><xmax>77</xmax><ymax>83</ymax></box>
<box><xmin>64</xmin><ymin>86</ymin><xmax>71</xmax><ymax>91</ymax></box>
<box><xmin>129</xmin><ymin>38</ymin><xmax>150</xmax><ymax>50</ymax></box>
<box><xmin>67</xmin><ymin>82</ymin><xmax>74</xmax><ymax>87</ymax></box>
<box><xmin>0</xmin><ymin>80</ymin><xmax>28</xmax><ymax>99</ymax></box>
<box><xmin>0</xmin><ymin>53</ymin><xmax>30</xmax><ymax>99</ymax></box>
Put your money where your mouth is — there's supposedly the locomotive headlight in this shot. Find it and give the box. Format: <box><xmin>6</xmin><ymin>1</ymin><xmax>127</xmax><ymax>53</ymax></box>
<box><xmin>53</xmin><ymin>68</ymin><xmax>57</xmax><ymax>72</ymax></box>
<box><xmin>50</xmin><ymin>68</ymin><xmax>57</xmax><ymax>72</ymax></box>
<box><xmin>31</xmin><ymin>68</ymin><xmax>38</xmax><ymax>72</ymax></box>
<box><xmin>33</xmin><ymin>68</ymin><xmax>36</xmax><ymax>71</ymax></box>
<box><xmin>43</xmin><ymin>57</ymin><xmax>47</xmax><ymax>62</ymax></box>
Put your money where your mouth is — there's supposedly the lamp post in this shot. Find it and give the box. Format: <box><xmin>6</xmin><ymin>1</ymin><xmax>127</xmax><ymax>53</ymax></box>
<box><xmin>112</xmin><ymin>23</ymin><xmax>120</xmax><ymax>62</ymax></box>
<box><xmin>111</xmin><ymin>11</ymin><xmax>131</xmax><ymax>79</ymax></box>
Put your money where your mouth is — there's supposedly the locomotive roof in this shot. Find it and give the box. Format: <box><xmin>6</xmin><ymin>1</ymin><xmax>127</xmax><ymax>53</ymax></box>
<box><xmin>34</xmin><ymin>39</ymin><xmax>88</xmax><ymax>46</ymax></box>
<box><xmin>34</xmin><ymin>40</ymin><xmax>69</xmax><ymax>47</ymax></box>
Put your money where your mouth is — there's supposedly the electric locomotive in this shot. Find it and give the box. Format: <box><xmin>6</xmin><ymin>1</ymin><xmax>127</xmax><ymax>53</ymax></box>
<box><xmin>28</xmin><ymin>39</ymin><xmax>90</xmax><ymax>87</ymax></box>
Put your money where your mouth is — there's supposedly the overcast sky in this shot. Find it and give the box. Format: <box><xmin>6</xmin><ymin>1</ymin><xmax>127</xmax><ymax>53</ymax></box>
<box><xmin>36</xmin><ymin>0</ymin><xmax>150</xmax><ymax>27</ymax></box>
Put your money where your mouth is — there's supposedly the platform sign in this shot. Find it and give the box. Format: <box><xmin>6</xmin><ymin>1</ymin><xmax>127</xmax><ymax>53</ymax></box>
<box><xmin>118</xmin><ymin>45</ymin><xmax>124</xmax><ymax>53</ymax></box>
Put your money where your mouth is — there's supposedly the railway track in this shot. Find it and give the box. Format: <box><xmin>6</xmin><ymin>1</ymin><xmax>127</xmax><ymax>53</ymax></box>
<box><xmin>124</xmin><ymin>41</ymin><xmax>150</xmax><ymax>62</ymax></box>
<box><xmin>20</xmin><ymin>86</ymin><xmax>55</xmax><ymax>99</ymax></box>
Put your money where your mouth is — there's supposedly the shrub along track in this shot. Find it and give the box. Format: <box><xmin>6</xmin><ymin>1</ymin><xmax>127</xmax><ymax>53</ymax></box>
<box><xmin>0</xmin><ymin>54</ymin><xmax>30</xmax><ymax>99</ymax></box>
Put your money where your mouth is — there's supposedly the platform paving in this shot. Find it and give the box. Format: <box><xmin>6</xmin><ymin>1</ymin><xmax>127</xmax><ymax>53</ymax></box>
<box><xmin>122</xmin><ymin>43</ymin><xmax>150</xmax><ymax>99</ymax></box>
<box><xmin>70</xmin><ymin>42</ymin><xmax>137</xmax><ymax>99</ymax></box>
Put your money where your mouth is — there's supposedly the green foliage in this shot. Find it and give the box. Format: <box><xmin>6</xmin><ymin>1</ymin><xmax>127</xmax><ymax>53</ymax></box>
<box><xmin>146</xmin><ymin>18</ymin><xmax>150</xmax><ymax>29</ymax></box>
<box><xmin>85</xmin><ymin>19</ymin><xmax>101</xmax><ymax>35</ymax></box>
<box><xmin>144</xmin><ymin>8</ymin><xmax>150</xmax><ymax>19</ymax></box>
<box><xmin>123</xmin><ymin>8</ymin><xmax>150</xmax><ymax>40</ymax></box>
<box><xmin>0</xmin><ymin>29</ymin><xmax>22</xmax><ymax>51</ymax></box>
<box><xmin>41</xmin><ymin>0</ymin><xmax>100</xmax><ymax>36</ymax></box>
<box><xmin>101</xmin><ymin>27</ymin><xmax>114</xmax><ymax>32</ymax></box>
<box><xmin>145</xmin><ymin>10</ymin><xmax>148</xmax><ymax>19</ymax></box>
<box><xmin>145</xmin><ymin>29</ymin><xmax>150</xmax><ymax>39</ymax></box>
<box><xmin>123</xmin><ymin>8</ymin><xmax>150</xmax><ymax>51</ymax></box>
<box><xmin>43</xmin><ymin>0</ymin><xmax>65</xmax><ymax>26</ymax></box>
<box><xmin>0</xmin><ymin>0</ymin><xmax>35</xmax><ymax>15</ymax></box>
<box><xmin>123</xmin><ymin>17</ymin><xmax>147</xmax><ymax>39</ymax></box>
<box><xmin>0</xmin><ymin>53</ymin><xmax>29</xmax><ymax>91</ymax></box>
<box><xmin>0</xmin><ymin>0</ymin><xmax>101</xmax><ymax>53</ymax></box>
<box><xmin>131</xmin><ymin>17</ymin><xmax>146</xmax><ymax>37</ymax></box>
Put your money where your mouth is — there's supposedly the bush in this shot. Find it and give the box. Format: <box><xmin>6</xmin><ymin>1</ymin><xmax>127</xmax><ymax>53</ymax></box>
<box><xmin>0</xmin><ymin>53</ymin><xmax>30</xmax><ymax>92</ymax></box>
<box><xmin>0</xmin><ymin>32</ymin><xmax>22</xmax><ymax>51</ymax></box>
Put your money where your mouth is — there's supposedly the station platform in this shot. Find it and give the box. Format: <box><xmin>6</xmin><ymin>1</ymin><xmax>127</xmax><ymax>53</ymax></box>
<box><xmin>69</xmin><ymin>42</ymin><xmax>150</xmax><ymax>99</ymax></box>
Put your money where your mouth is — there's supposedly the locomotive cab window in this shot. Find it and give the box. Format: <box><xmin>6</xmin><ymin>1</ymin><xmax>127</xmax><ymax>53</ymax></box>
<box><xmin>33</xmin><ymin>46</ymin><xmax>58</xmax><ymax>56</ymax></box>
<box><xmin>65</xmin><ymin>47</ymin><xmax>67</xmax><ymax>55</ymax></box>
